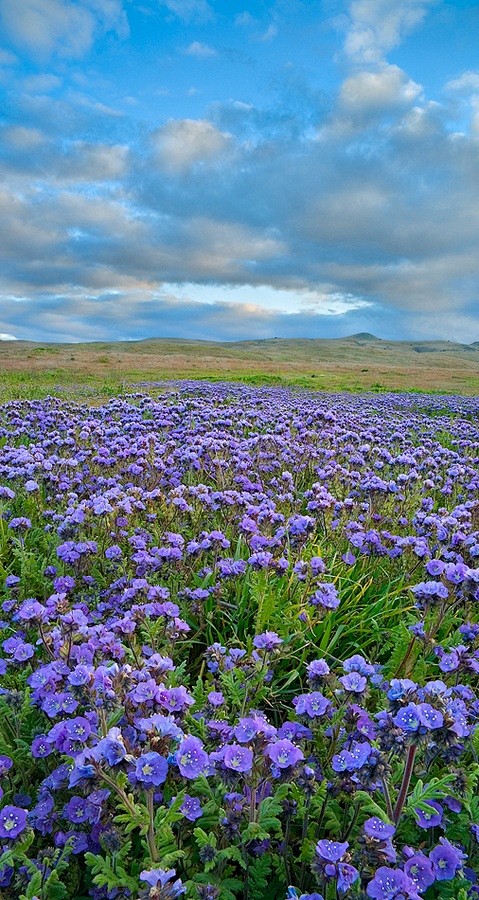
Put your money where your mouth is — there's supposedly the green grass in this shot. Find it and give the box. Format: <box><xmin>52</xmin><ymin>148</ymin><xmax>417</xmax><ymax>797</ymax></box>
<box><xmin>3</xmin><ymin>334</ymin><xmax>479</xmax><ymax>399</ymax></box>
<box><xmin>0</xmin><ymin>371</ymin><xmax>130</xmax><ymax>402</ymax></box>
<box><xmin>0</xmin><ymin>368</ymin><xmax>458</xmax><ymax>404</ymax></box>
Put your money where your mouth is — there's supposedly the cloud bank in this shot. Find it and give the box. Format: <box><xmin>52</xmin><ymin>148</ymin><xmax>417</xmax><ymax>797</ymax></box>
<box><xmin>0</xmin><ymin>0</ymin><xmax>478</xmax><ymax>342</ymax></box>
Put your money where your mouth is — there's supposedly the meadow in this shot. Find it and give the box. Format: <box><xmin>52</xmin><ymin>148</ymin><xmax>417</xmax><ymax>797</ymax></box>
<box><xmin>3</xmin><ymin>334</ymin><xmax>479</xmax><ymax>400</ymax></box>
<box><xmin>0</xmin><ymin>379</ymin><xmax>478</xmax><ymax>899</ymax></box>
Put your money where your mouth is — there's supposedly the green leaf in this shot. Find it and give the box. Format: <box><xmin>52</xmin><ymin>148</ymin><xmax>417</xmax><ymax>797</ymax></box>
<box><xmin>155</xmin><ymin>791</ymin><xmax>186</xmax><ymax>829</ymax></box>
<box><xmin>43</xmin><ymin>871</ymin><xmax>70</xmax><ymax>900</ymax></box>
<box><xmin>354</xmin><ymin>790</ymin><xmax>390</xmax><ymax>823</ymax></box>
<box><xmin>20</xmin><ymin>870</ymin><xmax>42</xmax><ymax>899</ymax></box>
<box><xmin>84</xmin><ymin>852</ymin><xmax>139</xmax><ymax>893</ymax></box>
<box><xmin>114</xmin><ymin>801</ymin><xmax>149</xmax><ymax>834</ymax></box>
<box><xmin>248</xmin><ymin>855</ymin><xmax>273</xmax><ymax>900</ymax></box>
<box><xmin>405</xmin><ymin>777</ymin><xmax>456</xmax><ymax>815</ymax></box>
<box><xmin>193</xmin><ymin>827</ymin><xmax>217</xmax><ymax>850</ymax></box>
<box><xmin>242</xmin><ymin>823</ymin><xmax>271</xmax><ymax>843</ymax></box>
<box><xmin>217</xmin><ymin>845</ymin><xmax>247</xmax><ymax>869</ymax></box>
<box><xmin>273</xmin><ymin>783</ymin><xmax>292</xmax><ymax>802</ymax></box>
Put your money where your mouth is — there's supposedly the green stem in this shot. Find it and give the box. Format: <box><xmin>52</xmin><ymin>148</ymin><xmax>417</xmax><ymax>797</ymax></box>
<box><xmin>300</xmin><ymin>793</ymin><xmax>328</xmax><ymax>891</ymax></box>
<box><xmin>342</xmin><ymin>801</ymin><xmax>361</xmax><ymax>841</ymax></box>
<box><xmin>97</xmin><ymin>769</ymin><xmax>138</xmax><ymax>819</ymax></box>
<box><xmin>381</xmin><ymin>777</ymin><xmax>395</xmax><ymax>823</ymax></box>
<box><xmin>38</xmin><ymin>622</ymin><xmax>54</xmax><ymax>659</ymax></box>
<box><xmin>301</xmin><ymin>794</ymin><xmax>312</xmax><ymax>842</ymax></box>
<box><xmin>283</xmin><ymin>814</ymin><xmax>292</xmax><ymax>886</ymax></box>
<box><xmin>315</xmin><ymin>793</ymin><xmax>329</xmax><ymax>836</ymax></box>
<box><xmin>146</xmin><ymin>790</ymin><xmax>158</xmax><ymax>862</ymax></box>
<box><xmin>243</xmin><ymin>850</ymin><xmax>250</xmax><ymax>900</ymax></box>
<box><xmin>99</xmin><ymin>709</ymin><xmax>109</xmax><ymax>738</ymax></box>
<box><xmin>249</xmin><ymin>786</ymin><xmax>257</xmax><ymax>824</ymax></box>
<box><xmin>298</xmin><ymin>795</ymin><xmax>312</xmax><ymax>888</ymax></box>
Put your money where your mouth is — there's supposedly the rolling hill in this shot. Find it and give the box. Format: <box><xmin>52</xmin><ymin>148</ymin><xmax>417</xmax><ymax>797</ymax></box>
<box><xmin>2</xmin><ymin>335</ymin><xmax>479</xmax><ymax>397</ymax></box>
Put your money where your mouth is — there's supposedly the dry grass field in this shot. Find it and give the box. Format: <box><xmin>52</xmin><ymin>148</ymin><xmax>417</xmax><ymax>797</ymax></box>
<box><xmin>2</xmin><ymin>333</ymin><xmax>479</xmax><ymax>399</ymax></box>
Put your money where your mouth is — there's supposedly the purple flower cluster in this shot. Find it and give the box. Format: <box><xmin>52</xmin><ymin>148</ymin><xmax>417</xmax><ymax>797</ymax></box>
<box><xmin>0</xmin><ymin>384</ymin><xmax>478</xmax><ymax>898</ymax></box>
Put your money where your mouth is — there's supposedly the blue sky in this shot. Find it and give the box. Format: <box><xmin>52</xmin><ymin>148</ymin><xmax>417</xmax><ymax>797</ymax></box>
<box><xmin>1</xmin><ymin>0</ymin><xmax>479</xmax><ymax>343</ymax></box>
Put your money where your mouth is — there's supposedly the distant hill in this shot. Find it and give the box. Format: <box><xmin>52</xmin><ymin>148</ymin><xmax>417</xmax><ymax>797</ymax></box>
<box><xmin>343</xmin><ymin>332</ymin><xmax>381</xmax><ymax>342</ymax></box>
<box><xmin>2</xmin><ymin>334</ymin><xmax>479</xmax><ymax>396</ymax></box>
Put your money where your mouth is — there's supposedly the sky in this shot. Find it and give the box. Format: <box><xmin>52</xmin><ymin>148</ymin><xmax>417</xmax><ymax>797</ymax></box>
<box><xmin>1</xmin><ymin>0</ymin><xmax>479</xmax><ymax>343</ymax></box>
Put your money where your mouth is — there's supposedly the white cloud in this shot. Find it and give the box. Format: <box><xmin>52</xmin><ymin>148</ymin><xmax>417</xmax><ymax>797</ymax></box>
<box><xmin>444</xmin><ymin>71</ymin><xmax>479</xmax><ymax>136</ymax></box>
<box><xmin>167</xmin><ymin>282</ymin><xmax>368</xmax><ymax>315</ymax></box>
<box><xmin>0</xmin><ymin>0</ymin><xmax>129</xmax><ymax>60</ymax></box>
<box><xmin>184</xmin><ymin>41</ymin><xmax>217</xmax><ymax>58</ymax></box>
<box><xmin>471</xmin><ymin>97</ymin><xmax>479</xmax><ymax>137</ymax></box>
<box><xmin>256</xmin><ymin>23</ymin><xmax>277</xmax><ymax>42</ymax></box>
<box><xmin>392</xmin><ymin>100</ymin><xmax>441</xmax><ymax>138</ymax></box>
<box><xmin>0</xmin><ymin>47</ymin><xmax>17</xmax><ymax>64</ymax></box>
<box><xmin>160</xmin><ymin>0</ymin><xmax>213</xmax><ymax>23</ymax></box>
<box><xmin>183</xmin><ymin>218</ymin><xmax>286</xmax><ymax>276</ymax></box>
<box><xmin>1</xmin><ymin>1</ymin><xmax>479</xmax><ymax>345</ymax></box>
<box><xmin>446</xmin><ymin>71</ymin><xmax>479</xmax><ymax>94</ymax></box>
<box><xmin>3</xmin><ymin>125</ymin><xmax>47</xmax><ymax>148</ymax></box>
<box><xmin>233</xmin><ymin>10</ymin><xmax>277</xmax><ymax>43</ymax></box>
<box><xmin>343</xmin><ymin>0</ymin><xmax>436</xmax><ymax>65</ymax></box>
<box><xmin>235</xmin><ymin>11</ymin><xmax>254</xmax><ymax>27</ymax></box>
<box><xmin>68</xmin><ymin>90</ymin><xmax>124</xmax><ymax>116</ymax></box>
<box><xmin>0</xmin><ymin>332</ymin><xmax>17</xmax><ymax>340</ymax></box>
<box><xmin>0</xmin><ymin>290</ymin><xmax>384</xmax><ymax>343</ymax></box>
<box><xmin>55</xmin><ymin>141</ymin><xmax>129</xmax><ymax>181</ymax></box>
<box><xmin>22</xmin><ymin>72</ymin><xmax>61</xmax><ymax>91</ymax></box>
<box><xmin>340</xmin><ymin>65</ymin><xmax>422</xmax><ymax>115</ymax></box>
<box><xmin>152</xmin><ymin>119</ymin><xmax>231</xmax><ymax>171</ymax></box>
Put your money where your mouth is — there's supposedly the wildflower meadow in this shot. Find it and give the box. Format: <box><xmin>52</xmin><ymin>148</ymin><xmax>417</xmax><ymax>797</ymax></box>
<box><xmin>0</xmin><ymin>381</ymin><xmax>478</xmax><ymax>900</ymax></box>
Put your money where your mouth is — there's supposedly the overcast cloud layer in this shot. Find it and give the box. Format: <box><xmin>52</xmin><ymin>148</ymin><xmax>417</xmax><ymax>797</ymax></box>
<box><xmin>1</xmin><ymin>0</ymin><xmax>479</xmax><ymax>342</ymax></box>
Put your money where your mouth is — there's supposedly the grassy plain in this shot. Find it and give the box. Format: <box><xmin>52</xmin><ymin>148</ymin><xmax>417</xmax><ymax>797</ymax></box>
<box><xmin>2</xmin><ymin>333</ymin><xmax>479</xmax><ymax>399</ymax></box>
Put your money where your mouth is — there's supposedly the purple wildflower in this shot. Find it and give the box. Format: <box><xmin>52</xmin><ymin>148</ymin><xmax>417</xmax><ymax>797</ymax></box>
<box><xmin>309</xmin><ymin>583</ymin><xmax>340</xmax><ymax>609</ymax></box>
<box><xmin>393</xmin><ymin>702</ymin><xmax>443</xmax><ymax>733</ymax></box>
<box><xmin>366</xmin><ymin>867</ymin><xmax>421</xmax><ymax>899</ymax></box>
<box><xmin>0</xmin><ymin>756</ymin><xmax>13</xmax><ymax>777</ymax></box>
<box><xmin>64</xmin><ymin>796</ymin><xmax>93</xmax><ymax>824</ymax></box>
<box><xmin>307</xmin><ymin>659</ymin><xmax>330</xmax><ymax>684</ymax></box>
<box><xmin>404</xmin><ymin>854</ymin><xmax>436</xmax><ymax>891</ymax></box>
<box><xmin>293</xmin><ymin>692</ymin><xmax>330</xmax><ymax>718</ymax></box>
<box><xmin>429</xmin><ymin>837</ymin><xmax>466</xmax><ymax>880</ymax></box>
<box><xmin>343</xmin><ymin>654</ymin><xmax>375</xmax><ymax>675</ymax></box>
<box><xmin>364</xmin><ymin>818</ymin><xmax>396</xmax><ymax>840</ymax></box>
<box><xmin>414</xmin><ymin>801</ymin><xmax>443</xmax><ymax>829</ymax></box>
<box><xmin>265</xmin><ymin>739</ymin><xmax>304</xmax><ymax>769</ymax></box>
<box><xmin>31</xmin><ymin>736</ymin><xmax>53</xmax><ymax>758</ymax></box>
<box><xmin>223</xmin><ymin>744</ymin><xmax>253</xmax><ymax>773</ymax></box>
<box><xmin>96</xmin><ymin>728</ymin><xmax>126</xmax><ymax>766</ymax></box>
<box><xmin>253</xmin><ymin>632</ymin><xmax>283</xmax><ymax>651</ymax></box>
<box><xmin>316</xmin><ymin>840</ymin><xmax>349</xmax><ymax>863</ymax></box>
<box><xmin>8</xmin><ymin>517</ymin><xmax>31</xmax><ymax>531</ymax></box>
<box><xmin>140</xmin><ymin>867</ymin><xmax>185</xmax><ymax>895</ymax></box>
<box><xmin>207</xmin><ymin>691</ymin><xmax>225</xmax><ymax>707</ymax></box>
<box><xmin>331</xmin><ymin>741</ymin><xmax>372</xmax><ymax>772</ymax></box>
<box><xmin>176</xmin><ymin>737</ymin><xmax>208</xmax><ymax>779</ymax></box>
<box><xmin>179</xmin><ymin>795</ymin><xmax>203</xmax><ymax>821</ymax></box>
<box><xmin>340</xmin><ymin>672</ymin><xmax>367</xmax><ymax>693</ymax></box>
<box><xmin>314</xmin><ymin>840</ymin><xmax>359</xmax><ymax>892</ymax></box>
<box><xmin>0</xmin><ymin>806</ymin><xmax>28</xmax><ymax>839</ymax></box>
<box><xmin>134</xmin><ymin>752</ymin><xmax>169</xmax><ymax>787</ymax></box>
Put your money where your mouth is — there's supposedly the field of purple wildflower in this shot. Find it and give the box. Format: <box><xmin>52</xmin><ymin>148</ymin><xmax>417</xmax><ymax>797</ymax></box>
<box><xmin>0</xmin><ymin>381</ymin><xmax>478</xmax><ymax>900</ymax></box>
